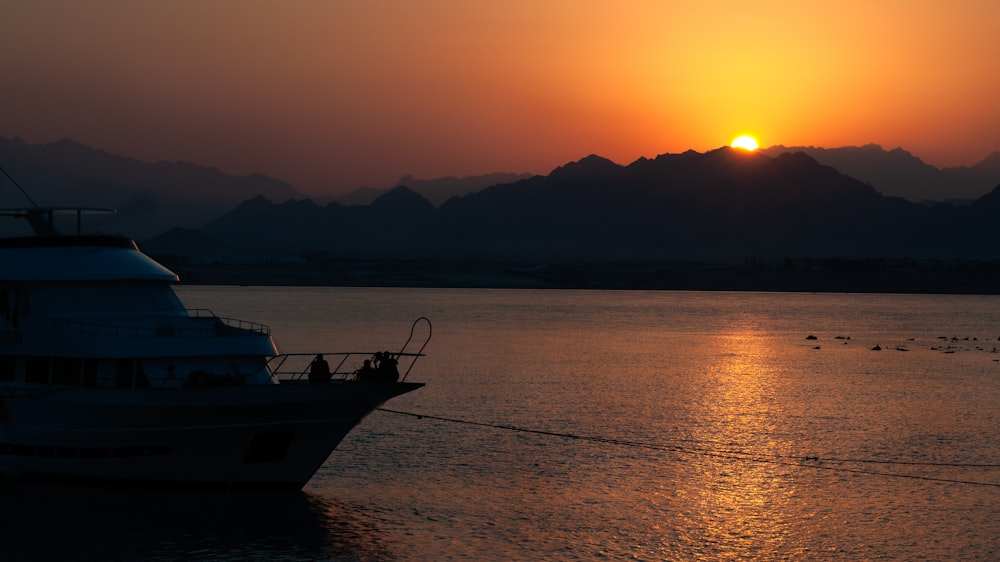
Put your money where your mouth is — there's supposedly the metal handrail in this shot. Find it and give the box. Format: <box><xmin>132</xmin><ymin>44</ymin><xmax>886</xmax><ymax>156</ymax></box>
<box><xmin>186</xmin><ymin>309</ymin><xmax>271</xmax><ymax>336</ymax></box>
<box><xmin>267</xmin><ymin>351</ymin><xmax>425</xmax><ymax>382</ymax></box>
<box><xmin>49</xmin><ymin>311</ymin><xmax>271</xmax><ymax>338</ymax></box>
<box><xmin>398</xmin><ymin>317</ymin><xmax>431</xmax><ymax>382</ymax></box>
<box><xmin>269</xmin><ymin>317</ymin><xmax>432</xmax><ymax>383</ymax></box>
<box><xmin>6</xmin><ymin>317</ymin><xmax>429</xmax><ymax>391</ymax></box>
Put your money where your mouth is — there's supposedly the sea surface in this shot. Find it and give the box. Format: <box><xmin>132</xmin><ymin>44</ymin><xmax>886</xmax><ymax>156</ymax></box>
<box><xmin>2</xmin><ymin>287</ymin><xmax>999</xmax><ymax>561</ymax></box>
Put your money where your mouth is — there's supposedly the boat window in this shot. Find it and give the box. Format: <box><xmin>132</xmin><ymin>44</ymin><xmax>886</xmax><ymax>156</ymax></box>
<box><xmin>25</xmin><ymin>356</ymin><xmax>49</xmax><ymax>384</ymax></box>
<box><xmin>135</xmin><ymin>362</ymin><xmax>150</xmax><ymax>388</ymax></box>
<box><xmin>116</xmin><ymin>359</ymin><xmax>135</xmax><ymax>388</ymax></box>
<box><xmin>82</xmin><ymin>359</ymin><xmax>98</xmax><ymax>387</ymax></box>
<box><xmin>52</xmin><ymin>357</ymin><xmax>82</xmax><ymax>386</ymax></box>
<box><xmin>0</xmin><ymin>286</ymin><xmax>10</xmax><ymax>323</ymax></box>
<box><xmin>0</xmin><ymin>355</ymin><xmax>14</xmax><ymax>381</ymax></box>
<box><xmin>31</xmin><ymin>282</ymin><xmax>186</xmax><ymax>315</ymax></box>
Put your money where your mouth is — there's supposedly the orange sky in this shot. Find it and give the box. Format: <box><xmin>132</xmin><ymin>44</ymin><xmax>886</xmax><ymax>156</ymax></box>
<box><xmin>2</xmin><ymin>1</ymin><xmax>998</xmax><ymax>196</ymax></box>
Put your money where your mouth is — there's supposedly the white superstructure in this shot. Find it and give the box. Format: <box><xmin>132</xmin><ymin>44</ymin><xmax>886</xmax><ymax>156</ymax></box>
<box><xmin>0</xmin><ymin>208</ymin><xmax>426</xmax><ymax>488</ymax></box>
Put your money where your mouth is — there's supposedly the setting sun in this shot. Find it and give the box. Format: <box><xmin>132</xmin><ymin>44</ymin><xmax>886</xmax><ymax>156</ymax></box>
<box><xmin>730</xmin><ymin>136</ymin><xmax>759</xmax><ymax>151</ymax></box>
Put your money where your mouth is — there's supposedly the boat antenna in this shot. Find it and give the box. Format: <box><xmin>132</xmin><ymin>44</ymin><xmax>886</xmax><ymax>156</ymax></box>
<box><xmin>0</xmin><ymin>164</ymin><xmax>39</xmax><ymax>207</ymax></box>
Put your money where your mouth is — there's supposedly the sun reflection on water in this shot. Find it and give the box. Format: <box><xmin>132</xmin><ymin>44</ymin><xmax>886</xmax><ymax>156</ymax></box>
<box><xmin>687</xmin><ymin>324</ymin><xmax>803</xmax><ymax>558</ymax></box>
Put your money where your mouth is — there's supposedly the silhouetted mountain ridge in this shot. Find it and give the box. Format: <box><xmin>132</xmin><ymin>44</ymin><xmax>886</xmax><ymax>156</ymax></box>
<box><xmin>761</xmin><ymin>144</ymin><xmax>1000</xmax><ymax>202</ymax></box>
<box><xmin>335</xmin><ymin>172</ymin><xmax>534</xmax><ymax>207</ymax></box>
<box><xmin>5</xmin><ymin>136</ymin><xmax>998</xmax><ymax>264</ymax></box>
<box><xmin>964</xmin><ymin>150</ymin><xmax>1000</xmax><ymax>172</ymax></box>
<box><xmin>434</xmin><ymin>148</ymin><xmax>906</xmax><ymax>260</ymax></box>
<box><xmin>0</xmin><ymin>136</ymin><xmax>305</xmax><ymax>237</ymax></box>
<box><xmin>144</xmin><ymin>147</ymin><xmax>1000</xmax><ymax>263</ymax></box>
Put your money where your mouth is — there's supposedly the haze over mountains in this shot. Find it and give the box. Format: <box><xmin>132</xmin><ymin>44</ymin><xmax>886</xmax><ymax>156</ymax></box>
<box><xmin>0</xmin><ymin>136</ymin><xmax>528</xmax><ymax>237</ymax></box>
<box><xmin>334</xmin><ymin>172</ymin><xmax>534</xmax><ymax>207</ymax></box>
<box><xmin>759</xmin><ymin>144</ymin><xmax>1000</xmax><ymax>203</ymax></box>
<box><xmin>2</xmin><ymin>136</ymin><xmax>1000</xmax><ymax>266</ymax></box>
<box><xmin>0</xmin><ymin>136</ymin><xmax>303</xmax><ymax>238</ymax></box>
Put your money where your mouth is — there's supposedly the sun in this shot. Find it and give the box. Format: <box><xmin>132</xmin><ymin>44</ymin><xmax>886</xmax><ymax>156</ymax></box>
<box><xmin>730</xmin><ymin>135</ymin><xmax>759</xmax><ymax>151</ymax></box>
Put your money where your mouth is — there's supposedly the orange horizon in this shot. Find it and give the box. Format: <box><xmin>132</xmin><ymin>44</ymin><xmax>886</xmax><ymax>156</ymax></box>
<box><xmin>2</xmin><ymin>1</ymin><xmax>997</xmax><ymax>195</ymax></box>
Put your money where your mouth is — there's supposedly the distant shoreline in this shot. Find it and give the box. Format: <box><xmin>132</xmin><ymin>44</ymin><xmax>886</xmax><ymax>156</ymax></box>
<box><xmin>166</xmin><ymin>258</ymin><xmax>1000</xmax><ymax>295</ymax></box>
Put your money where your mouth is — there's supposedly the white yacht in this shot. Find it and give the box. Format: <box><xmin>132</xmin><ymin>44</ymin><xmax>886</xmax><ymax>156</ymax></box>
<box><xmin>0</xmin><ymin>207</ymin><xmax>427</xmax><ymax>489</ymax></box>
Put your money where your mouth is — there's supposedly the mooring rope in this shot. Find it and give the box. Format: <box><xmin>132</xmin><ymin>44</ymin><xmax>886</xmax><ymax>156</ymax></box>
<box><xmin>377</xmin><ymin>408</ymin><xmax>1000</xmax><ymax>488</ymax></box>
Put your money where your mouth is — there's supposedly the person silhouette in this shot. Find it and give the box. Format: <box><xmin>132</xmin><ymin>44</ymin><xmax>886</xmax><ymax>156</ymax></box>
<box><xmin>355</xmin><ymin>359</ymin><xmax>376</xmax><ymax>382</ymax></box>
<box><xmin>377</xmin><ymin>351</ymin><xmax>399</xmax><ymax>382</ymax></box>
<box><xmin>309</xmin><ymin>354</ymin><xmax>331</xmax><ymax>384</ymax></box>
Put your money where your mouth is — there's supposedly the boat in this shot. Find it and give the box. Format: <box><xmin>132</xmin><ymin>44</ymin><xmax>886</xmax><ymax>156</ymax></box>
<box><xmin>0</xmin><ymin>206</ymin><xmax>428</xmax><ymax>489</ymax></box>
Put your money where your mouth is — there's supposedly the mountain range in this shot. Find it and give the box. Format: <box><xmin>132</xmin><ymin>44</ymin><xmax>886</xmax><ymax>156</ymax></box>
<box><xmin>0</xmin><ymin>136</ymin><xmax>305</xmax><ymax>238</ymax></box>
<box><xmin>759</xmin><ymin>144</ymin><xmax>1000</xmax><ymax>203</ymax></box>
<box><xmin>144</xmin><ymin>147</ymin><xmax>1000</xmax><ymax>263</ymax></box>
<box><xmin>0</xmin><ymin>136</ymin><xmax>531</xmax><ymax>236</ymax></box>
<box><xmin>3</xmin><ymin>136</ymin><xmax>1000</xmax><ymax>266</ymax></box>
<box><xmin>333</xmin><ymin>172</ymin><xmax>534</xmax><ymax>207</ymax></box>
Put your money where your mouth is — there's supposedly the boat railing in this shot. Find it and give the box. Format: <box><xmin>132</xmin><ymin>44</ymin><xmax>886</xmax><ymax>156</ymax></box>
<box><xmin>0</xmin><ymin>385</ymin><xmax>52</xmax><ymax>399</ymax></box>
<box><xmin>50</xmin><ymin>310</ymin><xmax>270</xmax><ymax>338</ymax></box>
<box><xmin>270</xmin><ymin>316</ymin><xmax>432</xmax><ymax>383</ymax></box>
<box><xmin>268</xmin><ymin>351</ymin><xmax>425</xmax><ymax>383</ymax></box>
<box><xmin>187</xmin><ymin>309</ymin><xmax>271</xmax><ymax>336</ymax></box>
<box><xmin>398</xmin><ymin>316</ymin><xmax>431</xmax><ymax>382</ymax></box>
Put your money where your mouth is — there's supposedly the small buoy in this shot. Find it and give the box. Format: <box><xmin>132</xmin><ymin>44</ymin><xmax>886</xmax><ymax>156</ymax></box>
<box><xmin>871</xmin><ymin>344</ymin><xmax>881</xmax><ymax>351</ymax></box>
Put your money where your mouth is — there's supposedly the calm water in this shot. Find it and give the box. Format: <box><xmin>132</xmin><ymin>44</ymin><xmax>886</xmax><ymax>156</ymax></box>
<box><xmin>2</xmin><ymin>288</ymin><xmax>999</xmax><ymax>560</ymax></box>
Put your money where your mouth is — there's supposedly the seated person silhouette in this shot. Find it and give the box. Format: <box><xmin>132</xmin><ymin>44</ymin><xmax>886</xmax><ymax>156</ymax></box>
<box><xmin>355</xmin><ymin>359</ymin><xmax>377</xmax><ymax>382</ymax></box>
<box><xmin>309</xmin><ymin>354</ymin><xmax>332</xmax><ymax>384</ymax></box>
<box><xmin>376</xmin><ymin>351</ymin><xmax>399</xmax><ymax>382</ymax></box>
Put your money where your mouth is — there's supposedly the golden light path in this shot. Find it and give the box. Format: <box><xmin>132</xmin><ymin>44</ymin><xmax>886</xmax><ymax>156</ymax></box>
<box><xmin>731</xmin><ymin>135</ymin><xmax>759</xmax><ymax>151</ymax></box>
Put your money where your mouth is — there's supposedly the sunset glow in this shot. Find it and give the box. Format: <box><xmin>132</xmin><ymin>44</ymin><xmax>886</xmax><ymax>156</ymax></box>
<box><xmin>731</xmin><ymin>136</ymin><xmax>759</xmax><ymax>151</ymax></box>
<box><xmin>1</xmin><ymin>1</ymin><xmax>998</xmax><ymax>195</ymax></box>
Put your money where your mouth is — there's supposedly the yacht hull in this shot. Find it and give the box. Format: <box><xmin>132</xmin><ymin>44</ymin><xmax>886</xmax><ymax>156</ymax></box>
<box><xmin>0</xmin><ymin>381</ymin><xmax>422</xmax><ymax>489</ymax></box>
